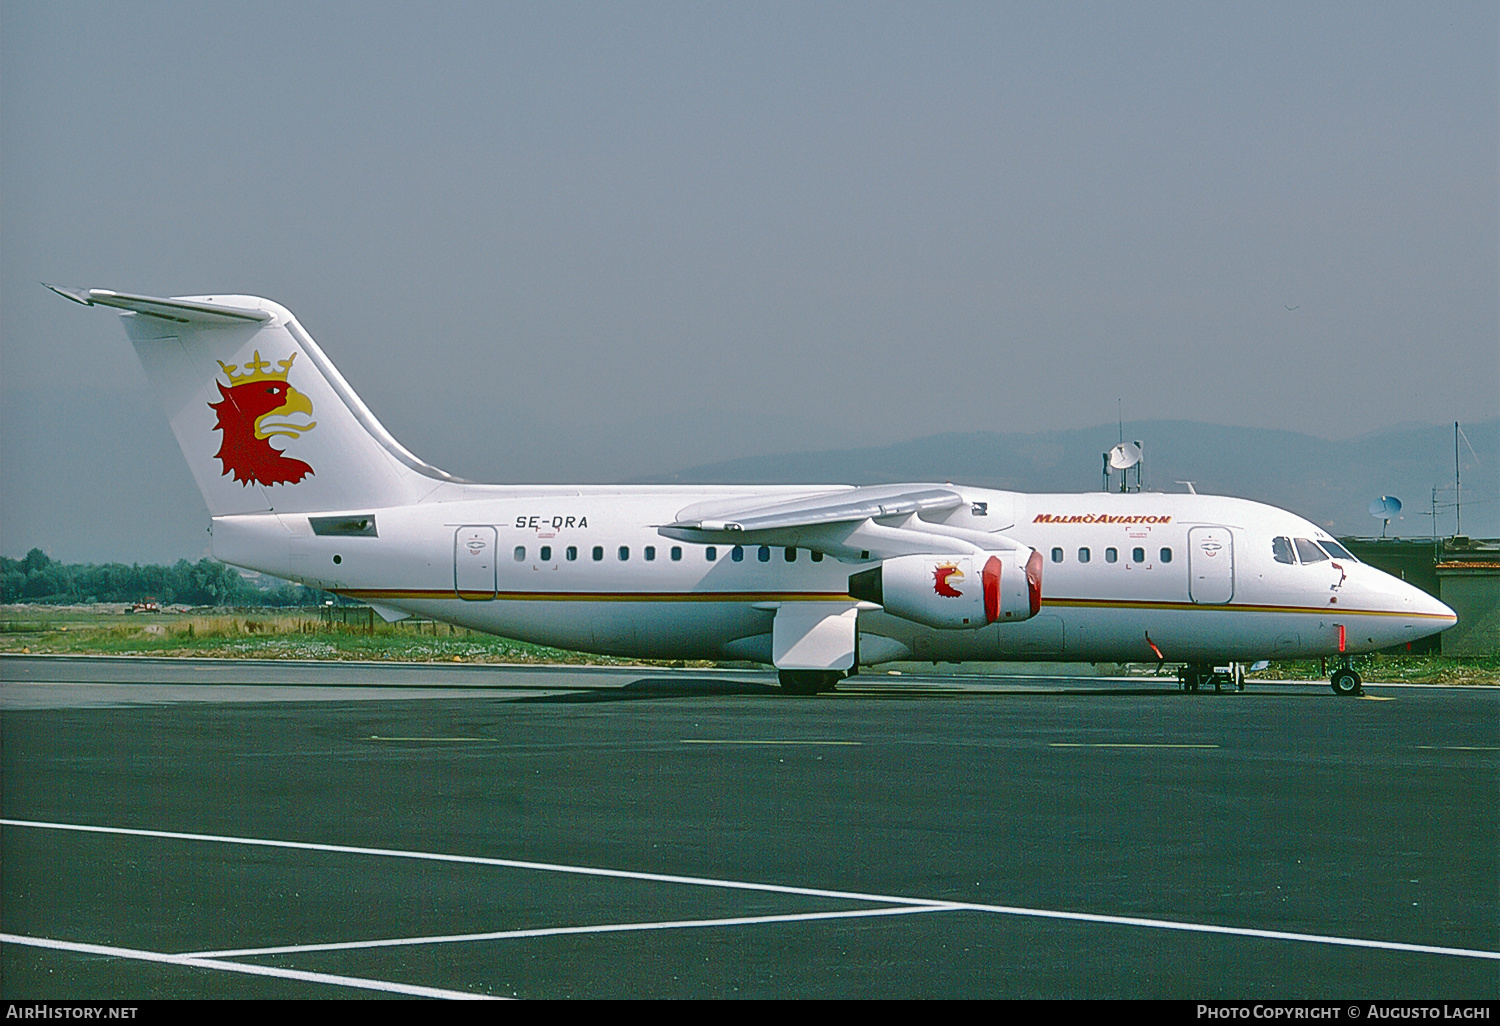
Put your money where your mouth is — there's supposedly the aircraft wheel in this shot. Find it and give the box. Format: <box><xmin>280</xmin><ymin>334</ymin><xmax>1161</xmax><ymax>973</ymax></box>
<box><xmin>1180</xmin><ymin>665</ymin><xmax>1212</xmax><ymax>692</ymax></box>
<box><xmin>779</xmin><ymin>670</ymin><xmax>840</xmax><ymax>695</ymax></box>
<box><xmin>1330</xmin><ymin>668</ymin><xmax>1362</xmax><ymax>696</ymax></box>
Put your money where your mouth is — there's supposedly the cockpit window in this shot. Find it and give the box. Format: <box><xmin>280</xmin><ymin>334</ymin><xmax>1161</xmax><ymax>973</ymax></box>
<box><xmin>1293</xmin><ymin>537</ymin><xmax>1329</xmax><ymax>563</ymax></box>
<box><xmin>1272</xmin><ymin>537</ymin><xmax>1295</xmax><ymax>564</ymax></box>
<box><xmin>1318</xmin><ymin>540</ymin><xmax>1356</xmax><ymax>562</ymax></box>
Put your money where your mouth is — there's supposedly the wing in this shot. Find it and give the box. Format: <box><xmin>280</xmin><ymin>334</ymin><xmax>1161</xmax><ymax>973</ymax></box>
<box><xmin>662</xmin><ymin>483</ymin><xmax>1025</xmax><ymax>561</ymax></box>
<box><xmin>670</xmin><ymin>484</ymin><xmax>965</xmax><ymax>532</ymax></box>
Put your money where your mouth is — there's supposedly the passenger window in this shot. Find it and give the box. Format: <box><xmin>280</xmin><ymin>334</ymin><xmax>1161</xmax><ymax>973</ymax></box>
<box><xmin>514</xmin><ymin>546</ymin><xmax>526</xmax><ymax>561</ymax></box>
<box><xmin>1293</xmin><ymin>538</ymin><xmax>1328</xmax><ymax>563</ymax></box>
<box><xmin>1051</xmin><ymin>547</ymin><xmax>1064</xmax><ymax>563</ymax></box>
<box><xmin>1132</xmin><ymin>547</ymin><xmax>1145</xmax><ymax>563</ymax></box>
<box><xmin>618</xmin><ymin>546</ymin><xmax>629</xmax><ymax>561</ymax></box>
<box><xmin>592</xmin><ymin>546</ymin><xmax>604</xmax><ymax>561</ymax></box>
<box><xmin>644</xmin><ymin>546</ymin><xmax>656</xmax><ymax>561</ymax></box>
<box><xmin>1105</xmin><ymin>547</ymin><xmax>1118</xmax><ymax>563</ymax></box>
<box><xmin>758</xmin><ymin>545</ymin><xmax>771</xmax><ymax>562</ymax></box>
<box><xmin>731</xmin><ymin>545</ymin><xmax>744</xmax><ymax>562</ymax></box>
<box><xmin>1160</xmin><ymin>548</ymin><xmax>1171</xmax><ymax>563</ymax></box>
<box><xmin>670</xmin><ymin>546</ymin><xmax>682</xmax><ymax>561</ymax></box>
<box><xmin>540</xmin><ymin>546</ymin><xmax>552</xmax><ymax>561</ymax></box>
<box><xmin>1078</xmin><ymin>547</ymin><xmax>1091</xmax><ymax>563</ymax></box>
<box><xmin>785</xmin><ymin>547</ymin><xmax>797</xmax><ymax>562</ymax></box>
<box><xmin>705</xmin><ymin>546</ymin><xmax>717</xmax><ymax>561</ymax></box>
<box><xmin>566</xmin><ymin>546</ymin><xmax>577</xmax><ymax>561</ymax></box>
<box><xmin>1272</xmin><ymin>537</ymin><xmax>1295</xmax><ymax>564</ymax></box>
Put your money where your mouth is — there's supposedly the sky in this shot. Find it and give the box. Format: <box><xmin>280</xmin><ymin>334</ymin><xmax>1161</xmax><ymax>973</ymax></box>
<box><xmin>3</xmin><ymin>1</ymin><xmax>1496</xmax><ymax>563</ymax></box>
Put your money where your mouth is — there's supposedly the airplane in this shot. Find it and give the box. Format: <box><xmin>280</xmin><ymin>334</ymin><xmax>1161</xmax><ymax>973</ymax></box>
<box><xmin>48</xmin><ymin>285</ymin><xmax>1458</xmax><ymax>696</ymax></box>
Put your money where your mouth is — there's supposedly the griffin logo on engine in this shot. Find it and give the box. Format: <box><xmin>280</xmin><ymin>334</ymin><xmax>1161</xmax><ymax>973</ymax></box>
<box><xmin>933</xmin><ymin>563</ymin><xmax>964</xmax><ymax>598</ymax></box>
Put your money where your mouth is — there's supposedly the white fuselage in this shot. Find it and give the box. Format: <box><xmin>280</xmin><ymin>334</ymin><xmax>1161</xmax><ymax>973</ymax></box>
<box><xmin>211</xmin><ymin>485</ymin><xmax>1455</xmax><ymax>666</ymax></box>
<box><xmin>51</xmin><ymin>285</ymin><xmax>1456</xmax><ymax>672</ymax></box>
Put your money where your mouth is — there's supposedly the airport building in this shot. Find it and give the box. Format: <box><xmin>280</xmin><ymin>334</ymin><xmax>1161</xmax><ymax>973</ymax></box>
<box><xmin>1339</xmin><ymin>536</ymin><xmax>1499</xmax><ymax>656</ymax></box>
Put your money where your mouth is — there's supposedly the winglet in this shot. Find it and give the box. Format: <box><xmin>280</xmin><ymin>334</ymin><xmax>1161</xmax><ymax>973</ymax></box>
<box><xmin>43</xmin><ymin>283</ymin><xmax>94</xmax><ymax>305</ymax></box>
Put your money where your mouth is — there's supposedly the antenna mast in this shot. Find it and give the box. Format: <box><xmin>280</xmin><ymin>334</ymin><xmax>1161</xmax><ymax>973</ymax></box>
<box><xmin>1455</xmin><ymin>421</ymin><xmax>1462</xmax><ymax>535</ymax></box>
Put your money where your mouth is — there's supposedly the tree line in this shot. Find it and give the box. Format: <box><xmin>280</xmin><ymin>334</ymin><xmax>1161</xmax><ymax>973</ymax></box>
<box><xmin>2</xmin><ymin>549</ymin><xmax>329</xmax><ymax>607</ymax></box>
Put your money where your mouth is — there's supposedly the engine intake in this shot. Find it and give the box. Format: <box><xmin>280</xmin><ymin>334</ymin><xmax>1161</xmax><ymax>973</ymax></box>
<box><xmin>849</xmin><ymin>550</ymin><xmax>1042</xmax><ymax>629</ymax></box>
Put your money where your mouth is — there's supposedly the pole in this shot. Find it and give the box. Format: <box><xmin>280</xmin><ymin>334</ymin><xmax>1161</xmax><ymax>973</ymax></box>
<box><xmin>1454</xmin><ymin>421</ymin><xmax>1461</xmax><ymax>536</ymax></box>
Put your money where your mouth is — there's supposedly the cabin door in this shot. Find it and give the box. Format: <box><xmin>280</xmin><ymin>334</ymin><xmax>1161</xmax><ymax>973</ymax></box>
<box><xmin>1188</xmin><ymin>526</ymin><xmax>1234</xmax><ymax>604</ymax></box>
<box><xmin>454</xmin><ymin>526</ymin><xmax>497</xmax><ymax>599</ymax></box>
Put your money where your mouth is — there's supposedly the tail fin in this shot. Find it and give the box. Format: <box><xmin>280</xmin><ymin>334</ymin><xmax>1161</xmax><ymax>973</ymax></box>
<box><xmin>48</xmin><ymin>285</ymin><xmax>460</xmax><ymax>516</ymax></box>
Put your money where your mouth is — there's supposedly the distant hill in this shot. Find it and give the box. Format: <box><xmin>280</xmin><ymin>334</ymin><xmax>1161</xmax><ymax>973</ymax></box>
<box><xmin>637</xmin><ymin>418</ymin><xmax>1499</xmax><ymax>539</ymax></box>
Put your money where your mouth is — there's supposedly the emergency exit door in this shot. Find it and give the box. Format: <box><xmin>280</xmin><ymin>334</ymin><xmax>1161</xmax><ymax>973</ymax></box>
<box><xmin>455</xmin><ymin>526</ymin><xmax>497</xmax><ymax>599</ymax></box>
<box><xmin>1188</xmin><ymin>526</ymin><xmax>1234</xmax><ymax>604</ymax></box>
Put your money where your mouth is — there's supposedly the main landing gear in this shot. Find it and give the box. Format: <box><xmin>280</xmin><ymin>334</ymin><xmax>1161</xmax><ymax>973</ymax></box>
<box><xmin>778</xmin><ymin>670</ymin><xmax>844</xmax><ymax>695</ymax></box>
<box><xmin>1329</xmin><ymin>658</ymin><xmax>1363</xmax><ymax>697</ymax></box>
<box><xmin>1177</xmin><ymin>663</ymin><xmax>1245</xmax><ymax>693</ymax></box>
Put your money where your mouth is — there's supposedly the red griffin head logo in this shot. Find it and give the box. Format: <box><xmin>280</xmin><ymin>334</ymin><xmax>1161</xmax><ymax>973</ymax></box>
<box><xmin>209</xmin><ymin>350</ymin><xmax>317</xmax><ymax>486</ymax></box>
<box><xmin>933</xmin><ymin>562</ymin><xmax>964</xmax><ymax>598</ymax></box>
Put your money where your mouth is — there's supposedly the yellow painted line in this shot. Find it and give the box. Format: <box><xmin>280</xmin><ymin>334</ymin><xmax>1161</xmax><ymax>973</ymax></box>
<box><xmin>343</xmin><ymin>590</ymin><xmax>854</xmax><ymax>603</ymax></box>
<box><xmin>1042</xmin><ymin>597</ymin><xmax>1454</xmax><ymax>619</ymax></box>
<box><xmin>368</xmin><ymin>736</ymin><xmax>493</xmax><ymax>742</ymax></box>
<box><xmin>680</xmin><ymin>739</ymin><xmax>862</xmax><ymax>746</ymax></box>
<box><xmin>1049</xmin><ymin>743</ymin><xmax>1219</xmax><ymax>749</ymax></box>
<box><xmin>1359</xmin><ymin>695</ymin><xmax>1396</xmax><ymax>701</ymax></box>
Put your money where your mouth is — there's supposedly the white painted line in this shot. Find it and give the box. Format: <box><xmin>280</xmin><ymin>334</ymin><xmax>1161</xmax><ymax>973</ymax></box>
<box><xmin>188</xmin><ymin>905</ymin><xmax>948</xmax><ymax>958</ymax></box>
<box><xmin>0</xmin><ymin>818</ymin><xmax>949</xmax><ymax>908</ymax></box>
<box><xmin>0</xmin><ymin>932</ymin><xmax>501</xmax><ymax>1000</ymax></box>
<box><xmin>7</xmin><ymin>817</ymin><xmax>1496</xmax><ymax>963</ymax></box>
<box><xmin>946</xmin><ymin>901</ymin><xmax>1500</xmax><ymax>962</ymax></box>
<box><xmin>1415</xmin><ymin>745</ymin><xmax>1500</xmax><ymax>751</ymax></box>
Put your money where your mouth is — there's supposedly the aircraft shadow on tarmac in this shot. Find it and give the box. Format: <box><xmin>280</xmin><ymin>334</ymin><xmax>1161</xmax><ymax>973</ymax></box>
<box><xmin>509</xmin><ymin>677</ymin><xmax>1201</xmax><ymax>703</ymax></box>
<box><xmin>510</xmin><ymin>676</ymin><xmax>782</xmax><ymax>703</ymax></box>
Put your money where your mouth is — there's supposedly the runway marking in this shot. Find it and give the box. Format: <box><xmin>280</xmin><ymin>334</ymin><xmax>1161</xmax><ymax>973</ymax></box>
<box><xmin>1049</xmin><ymin>743</ymin><xmax>1219</xmax><ymax>749</ymax></box>
<box><xmin>6</xmin><ymin>818</ymin><xmax>1496</xmax><ymax>964</ymax></box>
<box><xmin>0</xmin><ymin>817</ymin><xmax>957</xmax><ymax>908</ymax></box>
<box><xmin>186</xmin><ymin>905</ymin><xmax>946</xmax><ymax>958</ymax></box>
<box><xmin>1415</xmin><ymin>745</ymin><xmax>1500</xmax><ymax>751</ymax></box>
<box><xmin>0</xmin><ymin>932</ymin><xmax>500</xmax><ymax>1000</ymax></box>
<box><xmin>680</xmin><ymin>739</ymin><xmax>862</xmax><ymax>746</ymax></box>
<box><xmin>368</xmin><ymin>735</ymin><xmax>494</xmax><ymax>742</ymax></box>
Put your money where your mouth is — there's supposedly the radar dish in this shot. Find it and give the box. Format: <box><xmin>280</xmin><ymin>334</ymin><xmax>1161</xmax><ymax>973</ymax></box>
<box><xmin>1108</xmin><ymin>441</ymin><xmax>1142</xmax><ymax>470</ymax></box>
<box><xmin>1368</xmin><ymin>496</ymin><xmax>1402</xmax><ymax>518</ymax></box>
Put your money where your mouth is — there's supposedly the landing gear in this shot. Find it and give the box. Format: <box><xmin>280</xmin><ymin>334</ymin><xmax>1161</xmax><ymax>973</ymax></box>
<box><xmin>778</xmin><ymin>670</ymin><xmax>842</xmax><ymax>695</ymax></box>
<box><xmin>1179</xmin><ymin>664</ymin><xmax>1210</xmax><ymax>692</ymax></box>
<box><xmin>1330</xmin><ymin>659</ymin><xmax>1363</xmax><ymax>697</ymax></box>
<box><xmin>1178</xmin><ymin>663</ymin><xmax>1245</xmax><ymax>693</ymax></box>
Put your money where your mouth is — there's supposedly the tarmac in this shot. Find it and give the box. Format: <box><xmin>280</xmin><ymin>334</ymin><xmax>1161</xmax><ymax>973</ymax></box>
<box><xmin>2</xmin><ymin>655</ymin><xmax>1496</xmax><ymax>999</ymax></box>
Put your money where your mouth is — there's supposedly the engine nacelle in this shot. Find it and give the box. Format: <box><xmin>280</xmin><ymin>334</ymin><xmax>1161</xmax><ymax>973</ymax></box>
<box><xmin>848</xmin><ymin>549</ymin><xmax>1042</xmax><ymax>630</ymax></box>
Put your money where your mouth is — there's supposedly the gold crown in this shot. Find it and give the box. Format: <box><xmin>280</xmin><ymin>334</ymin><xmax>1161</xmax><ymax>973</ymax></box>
<box><xmin>217</xmin><ymin>350</ymin><xmax>297</xmax><ymax>384</ymax></box>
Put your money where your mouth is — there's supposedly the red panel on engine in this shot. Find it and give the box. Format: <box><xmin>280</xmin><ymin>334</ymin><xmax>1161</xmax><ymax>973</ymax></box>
<box><xmin>983</xmin><ymin>556</ymin><xmax>1001</xmax><ymax>623</ymax></box>
<box><xmin>1027</xmin><ymin>549</ymin><xmax>1043</xmax><ymax>616</ymax></box>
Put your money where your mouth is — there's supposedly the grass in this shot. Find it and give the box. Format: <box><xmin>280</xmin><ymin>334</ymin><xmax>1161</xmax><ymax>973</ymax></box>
<box><xmin>1246</xmin><ymin>654</ymin><xmax>1499</xmax><ymax>686</ymax></box>
<box><xmin>0</xmin><ymin>606</ymin><xmax>660</xmax><ymax>666</ymax></box>
<box><xmin>2</xmin><ymin>604</ymin><xmax>1495</xmax><ymax>682</ymax></box>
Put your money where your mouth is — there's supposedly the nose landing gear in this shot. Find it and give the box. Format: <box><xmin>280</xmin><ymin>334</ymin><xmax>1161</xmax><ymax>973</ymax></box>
<box><xmin>1330</xmin><ymin>659</ymin><xmax>1363</xmax><ymax>697</ymax></box>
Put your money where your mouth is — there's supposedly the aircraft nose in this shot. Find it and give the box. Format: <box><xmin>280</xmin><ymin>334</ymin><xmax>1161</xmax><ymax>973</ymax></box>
<box><xmin>1399</xmin><ymin>579</ymin><xmax>1457</xmax><ymax>632</ymax></box>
